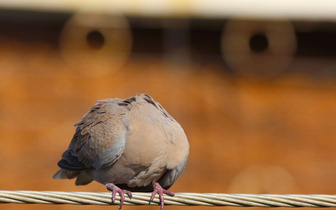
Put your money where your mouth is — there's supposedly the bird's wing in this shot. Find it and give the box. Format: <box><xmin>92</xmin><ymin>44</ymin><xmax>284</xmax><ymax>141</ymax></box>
<box><xmin>58</xmin><ymin>98</ymin><xmax>131</xmax><ymax>171</ymax></box>
<box><xmin>158</xmin><ymin>154</ymin><xmax>189</xmax><ymax>189</ymax></box>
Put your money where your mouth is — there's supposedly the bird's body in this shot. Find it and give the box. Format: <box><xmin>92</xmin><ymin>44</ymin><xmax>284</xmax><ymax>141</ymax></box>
<box><xmin>54</xmin><ymin>94</ymin><xmax>189</xmax><ymax>208</ymax></box>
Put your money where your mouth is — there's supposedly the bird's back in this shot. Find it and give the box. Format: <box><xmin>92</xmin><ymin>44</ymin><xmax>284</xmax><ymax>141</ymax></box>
<box><xmin>54</xmin><ymin>94</ymin><xmax>189</xmax><ymax>191</ymax></box>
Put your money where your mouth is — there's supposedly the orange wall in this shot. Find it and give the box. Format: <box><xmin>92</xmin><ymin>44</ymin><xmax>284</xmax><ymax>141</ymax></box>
<box><xmin>1</xmin><ymin>41</ymin><xmax>336</xmax><ymax>210</ymax></box>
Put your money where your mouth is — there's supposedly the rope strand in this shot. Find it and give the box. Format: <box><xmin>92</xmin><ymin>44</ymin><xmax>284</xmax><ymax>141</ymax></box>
<box><xmin>0</xmin><ymin>191</ymin><xmax>336</xmax><ymax>207</ymax></box>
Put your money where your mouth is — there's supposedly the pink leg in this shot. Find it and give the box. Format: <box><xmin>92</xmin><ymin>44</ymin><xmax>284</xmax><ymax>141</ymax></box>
<box><xmin>149</xmin><ymin>182</ymin><xmax>175</xmax><ymax>210</ymax></box>
<box><xmin>106</xmin><ymin>183</ymin><xmax>132</xmax><ymax>209</ymax></box>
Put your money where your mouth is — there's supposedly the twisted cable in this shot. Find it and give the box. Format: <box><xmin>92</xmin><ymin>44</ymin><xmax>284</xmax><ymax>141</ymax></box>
<box><xmin>0</xmin><ymin>191</ymin><xmax>336</xmax><ymax>207</ymax></box>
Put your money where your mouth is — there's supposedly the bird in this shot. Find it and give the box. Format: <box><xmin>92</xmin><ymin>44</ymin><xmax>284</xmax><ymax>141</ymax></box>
<box><xmin>53</xmin><ymin>93</ymin><xmax>189</xmax><ymax>209</ymax></box>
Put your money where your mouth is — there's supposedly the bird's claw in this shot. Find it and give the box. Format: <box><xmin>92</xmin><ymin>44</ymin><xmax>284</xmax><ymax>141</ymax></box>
<box><xmin>106</xmin><ymin>183</ymin><xmax>132</xmax><ymax>209</ymax></box>
<box><xmin>149</xmin><ymin>182</ymin><xmax>175</xmax><ymax>210</ymax></box>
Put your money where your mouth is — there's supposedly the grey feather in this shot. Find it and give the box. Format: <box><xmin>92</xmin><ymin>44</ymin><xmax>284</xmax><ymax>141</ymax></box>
<box><xmin>53</xmin><ymin>93</ymin><xmax>189</xmax><ymax>192</ymax></box>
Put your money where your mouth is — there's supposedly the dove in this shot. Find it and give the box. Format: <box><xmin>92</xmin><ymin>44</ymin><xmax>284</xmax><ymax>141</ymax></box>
<box><xmin>53</xmin><ymin>93</ymin><xmax>189</xmax><ymax>209</ymax></box>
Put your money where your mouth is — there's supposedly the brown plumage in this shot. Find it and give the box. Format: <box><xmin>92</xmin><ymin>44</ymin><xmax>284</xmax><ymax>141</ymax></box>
<box><xmin>53</xmin><ymin>93</ymin><xmax>189</xmax><ymax>209</ymax></box>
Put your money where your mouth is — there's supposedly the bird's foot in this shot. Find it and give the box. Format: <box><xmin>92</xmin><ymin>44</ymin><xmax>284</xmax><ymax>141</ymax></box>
<box><xmin>106</xmin><ymin>183</ymin><xmax>132</xmax><ymax>209</ymax></box>
<box><xmin>149</xmin><ymin>182</ymin><xmax>175</xmax><ymax>210</ymax></box>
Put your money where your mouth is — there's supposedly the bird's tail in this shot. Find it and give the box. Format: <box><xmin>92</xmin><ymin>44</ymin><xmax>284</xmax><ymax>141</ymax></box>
<box><xmin>53</xmin><ymin>169</ymin><xmax>93</xmax><ymax>185</ymax></box>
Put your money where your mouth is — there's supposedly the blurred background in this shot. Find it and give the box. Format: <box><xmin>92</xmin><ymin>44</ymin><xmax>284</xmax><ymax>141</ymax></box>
<box><xmin>1</xmin><ymin>0</ymin><xmax>336</xmax><ymax>210</ymax></box>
